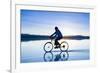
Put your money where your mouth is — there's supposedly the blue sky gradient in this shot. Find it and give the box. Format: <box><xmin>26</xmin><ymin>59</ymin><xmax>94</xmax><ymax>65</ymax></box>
<box><xmin>21</xmin><ymin>9</ymin><xmax>90</xmax><ymax>36</ymax></box>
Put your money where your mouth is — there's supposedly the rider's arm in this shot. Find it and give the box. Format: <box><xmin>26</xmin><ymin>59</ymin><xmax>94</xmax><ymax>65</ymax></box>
<box><xmin>50</xmin><ymin>32</ymin><xmax>56</xmax><ymax>37</ymax></box>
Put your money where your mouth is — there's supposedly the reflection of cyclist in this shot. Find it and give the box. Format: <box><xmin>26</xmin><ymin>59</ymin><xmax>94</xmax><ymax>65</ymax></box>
<box><xmin>50</xmin><ymin>26</ymin><xmax>63</xmax><ymax>48</ymax></box>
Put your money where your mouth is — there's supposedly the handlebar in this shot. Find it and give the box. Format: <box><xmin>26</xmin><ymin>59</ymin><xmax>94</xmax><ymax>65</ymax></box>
<box><xmin>49</xmin><ymin>36</ymin><xmax>54</xmax><ymax>42</ymax></box>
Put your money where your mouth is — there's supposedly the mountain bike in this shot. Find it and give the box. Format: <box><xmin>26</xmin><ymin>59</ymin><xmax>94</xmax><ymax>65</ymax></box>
<box><xmin>43</xmin><ymin>39</ymin><xmax>69</xmax><ymax>52</ymax></box>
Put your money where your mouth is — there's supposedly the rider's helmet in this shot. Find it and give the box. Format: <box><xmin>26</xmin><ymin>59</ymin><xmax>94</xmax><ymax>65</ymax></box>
<box><xmin>55</xmin><ymin>26</ymin><xmax>58</xmax><ymax>30</ymax></box>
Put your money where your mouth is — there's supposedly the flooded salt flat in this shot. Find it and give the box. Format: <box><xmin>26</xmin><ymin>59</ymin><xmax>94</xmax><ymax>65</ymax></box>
<box><xmin>21</xmin><ymin>39</ymin><xmax>89</xmax><ymax>63</ymax></box>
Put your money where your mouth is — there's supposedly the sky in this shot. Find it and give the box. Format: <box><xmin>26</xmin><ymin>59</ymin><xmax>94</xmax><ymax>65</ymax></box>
<box><xmin>21</xmin><ymin>9</ymin><xmax>90</xmax><ymax>36</ymax></box>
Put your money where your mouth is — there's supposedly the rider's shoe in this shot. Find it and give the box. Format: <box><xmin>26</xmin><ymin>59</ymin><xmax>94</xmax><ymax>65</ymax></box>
<box><xmin>54</xmin><ymin>45</ymin><xmax>60</xmax><ymax>49</ymax></box>
<box><xmin>54</xmin><ymin>46</ymin><xmax>58</xmax><ymax>49</ymax></box>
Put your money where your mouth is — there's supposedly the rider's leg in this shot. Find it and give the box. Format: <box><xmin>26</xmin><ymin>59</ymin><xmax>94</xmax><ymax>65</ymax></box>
<box><xmin>56</xmin><ymin>40</ymin><xmax>60</xmax><ymax>45</ymax></box>
<box><xmin>55</xmin><ymin>38</ymin><xmax>60</xmax><ymax>48</ymax></box>
<box><xmin>54</xmin><ymin>40</ymin><xmax>57</xmax><ymax>47</ymax></box>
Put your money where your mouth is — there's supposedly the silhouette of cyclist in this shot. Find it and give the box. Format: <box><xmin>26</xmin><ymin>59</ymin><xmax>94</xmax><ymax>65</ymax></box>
<box><xmin>50</xmin><ymin>26</ymin><xmax>63</xmax><ymax>48</ymax></box>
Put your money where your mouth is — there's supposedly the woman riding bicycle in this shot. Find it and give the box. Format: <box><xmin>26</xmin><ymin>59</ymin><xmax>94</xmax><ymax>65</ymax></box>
<box><xmin>50</xmin><ymin>26</ymin><xmax>63</xmax><ymax>48</ymax></box>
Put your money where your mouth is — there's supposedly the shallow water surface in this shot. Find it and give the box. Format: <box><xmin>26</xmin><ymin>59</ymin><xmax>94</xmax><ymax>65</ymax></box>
<box><xmin>21</xmin><ymin>40</ymin><xmax>89</xmax><ymax>63</ymax></box>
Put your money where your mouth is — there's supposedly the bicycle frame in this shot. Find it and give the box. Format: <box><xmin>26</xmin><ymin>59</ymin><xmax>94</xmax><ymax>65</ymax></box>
<box><xmin>44</xmin><ymin>38</ymin><xmax>69</xmax><ymax>52</ymax></box>
<box><xmin>50</xmin><ymin>39</ymin><xmax>54</xmax><ymax>44</ymax></box>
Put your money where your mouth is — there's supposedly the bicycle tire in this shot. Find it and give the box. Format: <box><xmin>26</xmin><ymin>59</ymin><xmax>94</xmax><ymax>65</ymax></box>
<box><xmin>60</xmin><ymin>41</ymin><xmax>69</xmax><ymax>51</ymax></box>
<box><xmin>43</xmin><ymin>42</ymin><xmax>53</xmax><ymax>52</ymax></box>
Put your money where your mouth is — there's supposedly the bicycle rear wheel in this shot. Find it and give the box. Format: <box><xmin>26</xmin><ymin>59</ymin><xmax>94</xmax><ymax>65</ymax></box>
<box><xmin>44</xmin><ymin>42</ymin><xmax>53</xmax><ymax>52</ymax></box>
<box><xmin>60</xmin><ymin>41</ymin><xmax>69</xmax><ymax>51</ymax></box>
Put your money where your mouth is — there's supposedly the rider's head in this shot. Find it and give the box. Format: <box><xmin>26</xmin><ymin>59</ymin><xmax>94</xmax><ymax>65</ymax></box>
<box><xmin>55</xmin><ymin>26</ymin><xmax>58</xmax><ymax>30</ymax></box>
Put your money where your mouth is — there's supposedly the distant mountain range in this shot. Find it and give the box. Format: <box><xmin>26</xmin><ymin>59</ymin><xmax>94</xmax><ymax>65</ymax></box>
<box><xmin>21</xmin><ymin>34</ymin><xmax>89</xmax><ymax>42</ymax></box>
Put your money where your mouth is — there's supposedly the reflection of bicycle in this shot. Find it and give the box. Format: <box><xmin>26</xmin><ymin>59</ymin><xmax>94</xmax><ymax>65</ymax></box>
<box><xmin>43</xmin><ymin>39</ymin><xmax>69</xmax><ymax>52</ymax></box>
<box><xmin>44</xmin><ymin>51</ymin><xmax>69</xmax><ymax>62</ymax></box>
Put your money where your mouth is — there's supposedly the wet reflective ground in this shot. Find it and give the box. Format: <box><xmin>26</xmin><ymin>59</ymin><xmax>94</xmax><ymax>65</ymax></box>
<box><xmin>21</xmin><ymin>40</ymin><xmax>89</xmax><ymax>63</ymax></box>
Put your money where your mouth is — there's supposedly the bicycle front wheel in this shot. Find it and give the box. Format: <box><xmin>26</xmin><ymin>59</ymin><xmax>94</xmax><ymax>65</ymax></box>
<box><xmin>60</xmin><ymin>41</ymin><xmax>69</xmax><ymax>51</ymax></box>
<box><xmin>44</xmin><ymin>42</ymin><xmax>53</xmax><ymax>52</ymax></box>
